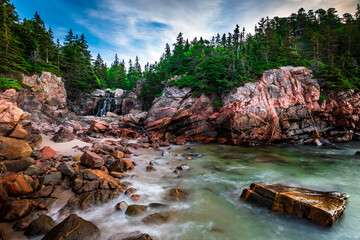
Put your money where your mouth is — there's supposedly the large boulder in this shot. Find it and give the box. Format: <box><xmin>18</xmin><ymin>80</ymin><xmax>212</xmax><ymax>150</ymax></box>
<box><xmin>8</xmin><ymin>124</ymin><xmax>30</xmax><ymax>140</ymax></box>
<box><xmin>1</xmin><ymin>173</ymin><xmax>33</xmax><ymax>196</ymax></box>
<box><xmin>21</xmin><ymin>71</ymin><xmax>67</xmax><ymax>109</ymax></box>
<box><xmin>40</xmin><ymin>146</ymin><xmax>57</xmax><ymax>160</ymax></box>
<box><xmin>80</xmin><ymin>151</ymin><xmax>104</xmax><ymax>168</ymax></box>
<box><xmin>125</xmin><ymin>205</ymin><xmax>147</xmax><ymax>216</ymax></box>
<box><xmin>0</xmin><ymin>137</ymin><xmax>32</xmax><ymax>160</ymax></box>
<box><xmin>240</xmin><ymin>183</ymin><xmax>348</xmax><ymax>226</ymax></box>
<box><xmin>41</xmin><ymin>214</ymin><xmax>100</xmax><ymax>240</ymax></box>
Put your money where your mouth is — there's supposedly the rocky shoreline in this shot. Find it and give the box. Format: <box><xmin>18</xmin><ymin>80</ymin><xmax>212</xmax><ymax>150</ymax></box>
<box><xmin>0</xmin><ymin>67</ymin><xmax>355</xmax><ymax>239</ymax></box>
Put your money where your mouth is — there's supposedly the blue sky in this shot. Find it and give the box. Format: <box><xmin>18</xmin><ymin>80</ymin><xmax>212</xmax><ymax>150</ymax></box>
<box><xmin>11</xmin><ymin>0</ymin><xmax>359</xmax><ymax>67</ymax></box>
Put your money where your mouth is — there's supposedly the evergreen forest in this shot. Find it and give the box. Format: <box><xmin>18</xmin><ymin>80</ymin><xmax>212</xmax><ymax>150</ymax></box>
<box><xmin>0</xmin><ymin>0</ymin><xmax>359</xmax><ymax>106</ymax></box>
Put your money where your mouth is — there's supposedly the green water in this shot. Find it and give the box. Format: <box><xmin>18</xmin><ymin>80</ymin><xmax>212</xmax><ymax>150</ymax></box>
<box><xmin>165</xmin><ymin>143</ymin><xmax>360</xmax><ymax>240</ymax></box>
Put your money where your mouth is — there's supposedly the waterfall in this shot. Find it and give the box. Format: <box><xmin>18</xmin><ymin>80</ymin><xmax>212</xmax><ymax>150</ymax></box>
<box><xmin>96</xmin><ymin>97</ymin><xmax>110</xmax><ymax>116</ymax></box>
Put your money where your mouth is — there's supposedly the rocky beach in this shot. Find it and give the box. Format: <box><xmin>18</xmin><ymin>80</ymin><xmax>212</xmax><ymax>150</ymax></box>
<box><xmin>0</xmin><ymin>67</ymin><xmax>358</xmax><ymax>239</ymax></box>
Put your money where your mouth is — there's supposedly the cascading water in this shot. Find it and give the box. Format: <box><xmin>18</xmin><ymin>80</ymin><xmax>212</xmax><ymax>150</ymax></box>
<box><xmin>96</xmin><ymin>97</ymin><xmax>110</xmax><ymax>116</ymax></box>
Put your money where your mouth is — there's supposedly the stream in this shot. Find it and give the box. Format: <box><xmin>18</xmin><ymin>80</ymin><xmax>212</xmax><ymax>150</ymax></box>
<box><xmin>5</xmin><ymin>142</ymin><xmax>360</xmax><ymax>240</ymax></box>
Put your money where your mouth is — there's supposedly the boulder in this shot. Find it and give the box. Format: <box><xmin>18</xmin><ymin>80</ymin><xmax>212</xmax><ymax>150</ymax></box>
<box><xmin>0</xmin><ymin>137</ymin><xmax>32</xmax><ymax>160</ymax></box>
<box><xmin>40</xmin><ymin>146</ymin><xmax>57</xmax><ymax>160</ymax></box>
<box><xmin>1</xmin><ymin>173</ymin><xmax>33</xmax><ymax>196</ymax></box>
<box><xmin>0</xmin><ymin>199</ymin><xmax>35</xmax><ymax>221</ymax></box>
<box><xmin>125</xmin><ymin>205</ymin><xmax>147</xmax><ymax>216</ymax></box>
<box><xmin>51</xmin><ymin>127</ymin><xmax>74</xmax><ymax>142</ymax></box>
<box><xmin>0</xmin><ymin>157</ymin><xmax>35</xmax><ymax>173</ymax></box>
<box><xmin>24</xmin><ymin>214</ymin><xmax>55</xmax><ymax>236</ymax></box>
<box><xmin>27</xmin><ymin>185</ymin><xmax>54</xmax><ymax>199</ymax></box>
<box><xmin>80</xmin><ymin>151</ymin><xmax>104</xmax><ymax>168</ymax></box>
<box><xmin>142</xmin><ymin>213</ymin><xmax>169</xmax><ymax>224</ymax></box>
<box><xmin>115</xmin><ymin>201</ymin><xmax>128</xmax><ymax>211</ymax></box>
<box><xmin>42</xmin><ymin>214</ymin><xmax>100</xmax><ymax>240</ymax></box>
<box><xmin>0</xmin><ymin>100</ymin><xmax>24</xmax><ymax>130</ymax></box>
<box><xmin>240</xmin><ymin>183</ymin><xmax>348</xmax><ymax>226</ymax></box>
<box><xmin>111</xmin><ymin>151</ymin><xmax>124</xmax><ymax>159</ymax></box>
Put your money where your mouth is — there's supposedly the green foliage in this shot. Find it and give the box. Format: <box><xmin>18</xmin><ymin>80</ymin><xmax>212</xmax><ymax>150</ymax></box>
<box><xmin>139</xmin><ymin>5</ymin><xmax>360</xmax><ymax>107</ymax></box>
<box><xmin>0</xmin><ymin>77</ymin><xmax>22</xmax><ymax>90</ymax></box>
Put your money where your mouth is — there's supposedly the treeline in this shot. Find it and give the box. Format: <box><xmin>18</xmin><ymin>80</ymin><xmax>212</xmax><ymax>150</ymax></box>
<box><xmin>0</xmin><ymin>0</ymin><xmax>142</xmax><ymax>96</ymax></box>
<box><xmin>139</xmin><ymin>5</ymin><xmax>360</xmax><ymax>108</ymax></box>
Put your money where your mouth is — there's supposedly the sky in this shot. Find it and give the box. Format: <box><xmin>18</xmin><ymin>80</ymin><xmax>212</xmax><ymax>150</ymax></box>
<box><xmin>11</xmin><ymin>0</ymin><xmax>359</xmax><ymax>67</ymax></box>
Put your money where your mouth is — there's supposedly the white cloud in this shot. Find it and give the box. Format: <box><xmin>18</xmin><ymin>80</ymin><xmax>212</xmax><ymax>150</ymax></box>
<box><xmin>73</xmin><ymin>0</ymin><xmax>358</xmax><ymax>66</ymax></box>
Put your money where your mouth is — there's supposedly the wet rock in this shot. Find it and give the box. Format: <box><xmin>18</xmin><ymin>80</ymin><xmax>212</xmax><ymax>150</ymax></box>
<box><xmin>29</xmin><ymin>134</ymin><xmax>42</xmax><ymax>149</ymax></box>
<box><xmin>24</xmin><ymin>214</ymin><xmax>55</xmax><ymax>236</ymax></box>
<box><xmin>176</xmin><ymin>164</ymin><xmax>190</xmax><ymax>171</ymax></box>
<box><xmin>42</xmin><ymin>214</ymin><xmax>100</xmax><ymax>240</ymax></box>
<box><xmin>125</xmin><ymin>188</ymin><xmax>136</xmax><ymax>195</ymax></box>
<box><xmin>164</xmin><ymin>187</ymin><xmax>189</xmax><ymax>202</ymax></box>
<box><xmin>13</xmin><ymin>211</ymin><xmax>38</xmax><ymax>231</ymax></box>
<box><xmin>115</xmin><ymin>201</ymin><xmax>128</xmax><ymax>211</ymax></box>
<box><xmin>51</xmin><ymin>127</ymin><xmax>74</xmax><ymax>143</ymax></box>
<box><xmin>108</xmin><ymin>159</ymin><xmax>134</xmax><ymax>173</ymax></box>
<box><xmin>71</xmin><ymin>169</ymin><xmax>123</xmax><ymax>194</ymax></box>
<box><xmin>0</xmin><ymin>157</ymin><xmax>35</xmax><ymax>173</ymax></box>
<box><xmin>57</xmin><ymin>162</ymin><xmax>74</xmax><ymax>176</ymax></box>
<box><xmin>142</xmin><ymin>213</ymin><xmax>169</xmax><ymax>224</ymax></box>
<box><xmin>146</xmin><ymin>165</ymin><xmax>156</xmax><ymax>172</ymax></box>
<box><xmin>41</xmin><ymin>172</ymin><xmax>62</xmax><ymax>185</ymax></box>
<box><xmin>0</xmin><ymin>137</ymin><xmax>32</xmax><ymax>160</ymax></box>
<box><xmin>131</xmin><ymin>194</ymin><xmax>141</xmax><ymax>202</ymax></box>
<box><xmin>240</xmin><ymin>183</ymin><xmax>348</xmax><ymax>226</ymax></box>
<box><xmin>1</xmin><ymin>173</ymin><xmax>33</xmax><ymax>196</ymax></box>
<box><xmin>108</xmin><ymin>231</ymin><xmax>153</xmax><ymax>240</ymax></box>
<box><xmin>40</xmin><ymin>146</ymin><xmax>57</xmax><ymax>160</ymax></box>
<box><xmin>125</xmin><ymin>205</ymin><xmax>147</xmax><ymax>216</ymax></box>
<box><xmin>0</xmin><ymin>199</ymin><xmax>35</xmax><ymax>221</ymax></box>
<box><xmin>80</xmin><ymin>151</ymin><xmax>104</xmax><ymax>168</ymax></box>
<box><xmin>148</xmin><ymin>203</ymin><xmax>169</xmax><ymax>209</ymax></box>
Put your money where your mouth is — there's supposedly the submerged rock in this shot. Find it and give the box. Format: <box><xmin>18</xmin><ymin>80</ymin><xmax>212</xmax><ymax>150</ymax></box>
<box><xmin>125</xmin><ymin>205</ymin><xmax>147</xmax><ymax>216</ymax></box>
<box><xmin>240</xmin><ymin>183</ymin><xmax>348</xmax><ymax>226</ymax></box>
<box><xmin>108</xmin><ymin>231</ymin><xmax>153</xmax><ymax>240</ymax></box>
<box><xmin>142</xmin><ymin>213</ymin><xmax>169</xmax><ymax>224</ymax></box>
<box><xmin>164</xmin><ymin>187</ymin><xmax>189</xmax><ymax>202</ymax></box>
<box><xmin>42</xmin><ymin>214</ymin><xmax>100</xmax><ymax>240</ymax></box>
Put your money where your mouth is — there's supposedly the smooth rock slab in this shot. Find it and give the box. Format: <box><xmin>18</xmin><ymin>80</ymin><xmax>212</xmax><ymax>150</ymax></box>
<box><xmin>240</xmin><ymin>183</ymin><xmax>348</xmax><ymax>226</ymax></box>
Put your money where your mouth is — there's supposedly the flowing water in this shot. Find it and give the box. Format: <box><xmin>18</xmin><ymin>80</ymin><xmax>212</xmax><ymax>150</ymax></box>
<box><xmin>7</xmin><ymin>142</ymin><xmax>360</xmax><ymax>240</ymax></box>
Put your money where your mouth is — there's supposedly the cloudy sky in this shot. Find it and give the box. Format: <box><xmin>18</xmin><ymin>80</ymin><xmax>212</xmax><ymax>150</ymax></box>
<box><xmin>12</xmin><ymin>0</ymin><xmax>359</xmax><ymax>67</ymax></box>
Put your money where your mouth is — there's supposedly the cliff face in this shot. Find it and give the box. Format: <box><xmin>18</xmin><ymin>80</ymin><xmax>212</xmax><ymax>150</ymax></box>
<box><xmin>144</xmin><ymin>66</ymin><xmax>360</xmax><ymax>144</ymax></box>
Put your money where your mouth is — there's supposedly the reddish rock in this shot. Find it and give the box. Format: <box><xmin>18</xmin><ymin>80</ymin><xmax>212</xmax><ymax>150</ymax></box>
<box><xmin>108</xmin><ymin>159</ymin><xmax>134</xmax><ymax>173</ymax></box>
<box><xmin>115</xmin><ymin>201</ymin><xmax>128</xmax><ymax>211</ymax></box>
<box><xmin>1</xmin><ymin>173</ymin><xmax>33</xmax><ymax>196</ymax></box>
<box><xmin>0</xmin><ymin>99</ymin><xmax>24</xmax><ymax>131</ymax></box>
<box><xmin>146</xmin><ymin>165</ymin><xmax>156</xmax><ymax>172</ymax></box>
<box><xmin>111</xmin><ymin>151</ymin><xmax>124</xmax><ymax>159</ymax></box>
<box><xmin>80</xmin><ymin>151</ymin><xmax>104</xmax><ymax>168</ymax></box>
<box><xmin>240</xmin><ymin>183</ymin><xmax>348</xmax><ymax>226</ymax></box>
<box><xmin>164</xmin><ymin>187</ymin><xmax>188</xmax><ymax>202</ymax></box>
<box><xmin>40</xmin><ymin>146</ymin><xmax>57</xmax><ymax>160</ymax></box>
<box><xmin>89</xmin><ymin>120</ymin><xmax>109</xmax><ymax>133</ymax></box>
<box><xmin>0</xmin><ymin>137</ymin><xmax>32</xmax><ymax>160</ymax></box>
<box><xmin>110</xmin><ymin>171</ymin><xmax>129</xmax><ymax>179</ymax></box>
<box><xmin>131</xmin><ymin>194</ymin><xmax>141</xmax><ymax>202</ymax></box>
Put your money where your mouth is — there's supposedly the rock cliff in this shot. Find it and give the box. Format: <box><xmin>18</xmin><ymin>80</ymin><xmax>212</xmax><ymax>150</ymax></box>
<box><xmin>144</xmin><ymin>66</ymin><xmax>360</xmax><ymax>145</ymax></box>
